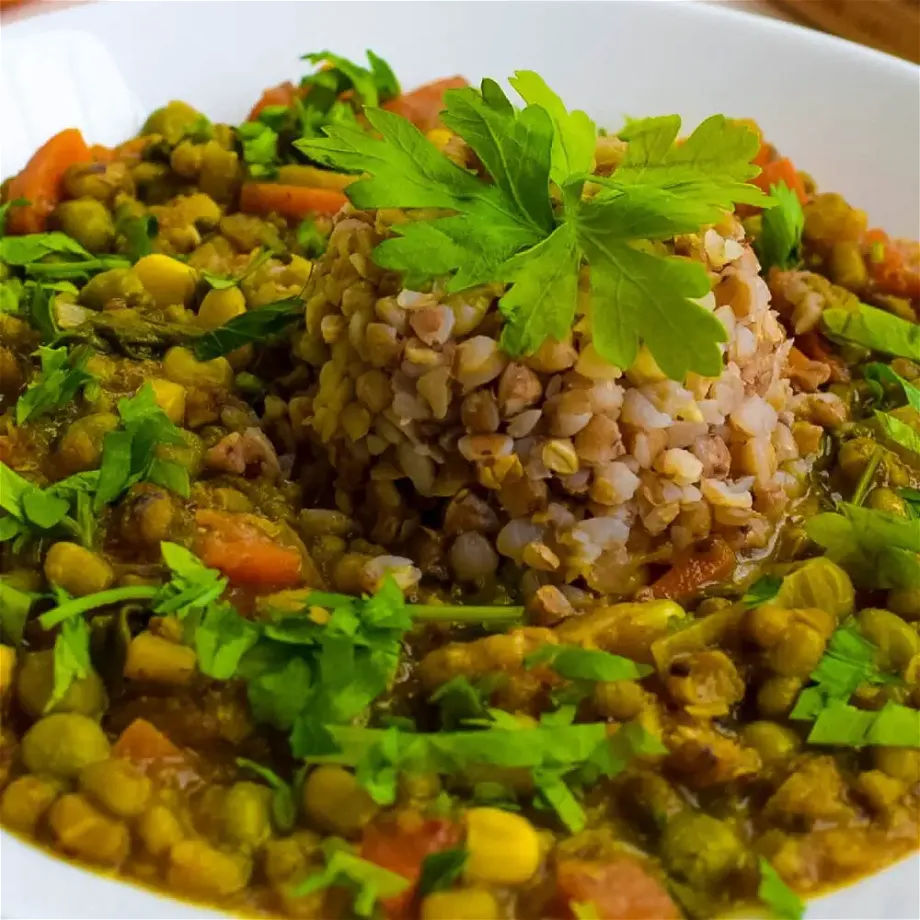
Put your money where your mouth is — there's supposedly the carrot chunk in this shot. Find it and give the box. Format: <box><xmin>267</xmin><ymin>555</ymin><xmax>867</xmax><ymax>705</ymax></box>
<box><xmin>382</xmin><ymin>76</ymin><xmax>468</xmax><ymax>132</ymax></box>
<box><xmin>6</xmin><ymin>128</ymin><xmax>92</xmax><ymax>233</ymax></box>
<box><xmin>239</xmin><ymin>182</ymin><xmax>347</xmax><ymax>219</ymax></box>
<box><xmin>112</xmin><ymin>718</ymin><xmax>183</xmax><ymax>767</ymax></box>
<box><xmin>649</xmin><ymin>537</ymin><xmax>736</xmax><ymax>602</ymax></box>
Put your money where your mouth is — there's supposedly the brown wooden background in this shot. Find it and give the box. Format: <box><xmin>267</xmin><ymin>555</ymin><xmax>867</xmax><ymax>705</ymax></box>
<box><xmin>721</xmin><ymin>0</ymin><xmax>919</xmax><ymax>62</ymax></box>
<box><xmin>2</xmin><ymin>1</ymin><xmax>919</xmax><ymax>65</ymax></box>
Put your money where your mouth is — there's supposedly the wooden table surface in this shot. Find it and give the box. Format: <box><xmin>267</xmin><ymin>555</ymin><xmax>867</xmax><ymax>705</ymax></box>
<box><xmin>2</xmin><ymin>0</ymin><xmax>919</xmax><ymax>65</ymax></box>
<box><xmin>715</xmin><ymin>0</ymin><xmax>919</xmax><ymax>62</ymax></box>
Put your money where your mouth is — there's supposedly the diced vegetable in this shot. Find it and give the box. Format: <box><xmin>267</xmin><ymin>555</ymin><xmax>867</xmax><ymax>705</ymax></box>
<box><xmin>752</xmin><ymin>157</ymin><xmax>807</xmax><ymax>205</ymax></box>
<box><xmin>383</xmin><ymin>76</ymin><xmax>469</xmax><ymax>132</ymax></box>
<box><xmin>195</xmin><ymin>509</ymin><xmax>304</xmax><ymax>589</ymax></box>
<box><xmin>648</xmin><ymin>538</ymin><xmax>736</xmax><ymax>602</ymax></box>
<box><xmin>247</xmin><ymin>81</ymin><xmax>301</xmax><ymax>121</ymax></box>
<box><xmin>239</xmin><ymin>182</ymin><xmax>348</xmax><ymax>219</ymax></box>
<box><xmin>112</xmin><ymin>718</ymin><xmax>184</xmax><ymax>767</ymax></box>
<box><xmin>6</xmin><ymin>129</ymin><xmax>93</xmax><ymax>234</ymax></box>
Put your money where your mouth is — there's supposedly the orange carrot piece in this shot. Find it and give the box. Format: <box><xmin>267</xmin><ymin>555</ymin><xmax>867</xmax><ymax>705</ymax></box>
<box><xmin>195</xmin><ymin>509</ymin><xmax>303</xmax><ymax>590</ymax></box>
<box><xmin>247</xmin><ymin>80</ymin><xmax>301</xmax><ymax>121</ymax></box>
<box><xmin>796</xmin><ymin>332</ymin><xmax>850</xmax><ymax>384</ymax></box>
<box><xmin>865</xmin><ymin>229</ymin><xmax>920</xmax><ymax>300</ymax></box>
<box><xmin>239</xmin><ymin>182</ymin><xmax>347</xmax><ymax>220</ymax></box>
<box><xmin>6</xmin><ymin>128</ymin><xmax>92</xmax><ymax>234</ymax></box>
<box><xmin>556</xmin><ymin>857</ymin><xmax>681</xmax><ymax>920</ymax></box>
<box><xmin>752</xmin><ymin>156</ymin><xmax>807</xmax><ymax>205</ymax></box>
<box><xmin>383</xmin><ymin>75</ymin><xmax>468</xmax><ymax>132</ymax></box>
<box><xmin>88</xmin><ymin>144</ymin><xmax>115</xmax><ymax>164</ymax></box>
<box><xmin>649</xmin><ymin>537</ymin><xmax>736</xmax><ymax>602</ymax></box>
<box><xmin>112</xmin><ymin>718</ymin><xmax>183</xmax><ymax>766</ymax></box>
<box><xmin>360</xmin><ymin>817</ymin><xmax>462</xmax><ymax>917</ymax></box>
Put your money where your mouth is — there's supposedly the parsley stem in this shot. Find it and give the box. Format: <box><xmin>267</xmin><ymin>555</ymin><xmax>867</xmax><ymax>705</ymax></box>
<box><xmin>851</xmin><ymin>445</ymin><xmax>882</xmax><ymax>507</ymax></box>
<box><xmin>26</xmin><ymin>258</ymin><xmax>131</xmax><ymax>279</ymax></box>
<box><xmin>408</xmin><ymin>604</ymin><xmax>525</xmax><ymax>622</ymax></box>
<box><xmin>39</xmin><ymin>586</ymin><xmax>159</xmax><ymax>630</ymax></box>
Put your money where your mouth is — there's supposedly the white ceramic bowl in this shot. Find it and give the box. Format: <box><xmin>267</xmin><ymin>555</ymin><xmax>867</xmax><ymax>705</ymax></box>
<box><xmin>1</xmin><ymin>2</ymin><xmax>918</xmax><ymax>918</ymax></box>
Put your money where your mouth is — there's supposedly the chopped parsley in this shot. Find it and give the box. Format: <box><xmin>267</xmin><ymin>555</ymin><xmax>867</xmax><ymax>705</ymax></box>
<box><xmin>417</xmin><ymin>848</ymin><xmax>468</xmax><ymax>897</ymax></box>
<box><xmin>758</xmin><ymin>857</ymin><xmax>805</xmax><ymax>920</ymax></box>
<box><xmin>15</xmin><ymin>345</ymin><xmax>97</xmax><ymax>425</ymax></box>
<box><xmin>0</xmin><ymin>579</ymin><xmax>38</xmax><ymax>646</ymax></box>
<box><xmin>0</xmin><ymin>229</ymin><xmax>130</xmax><ymax>281</ymax></box>
<box><xmin>299</xmin><ymin>75</ymin><xmax>770</xmax><ymax>379</ymax></box>
<box><xmin>296</xmin><ymin>217</ymin><xmax>328</xmax><ymax>258</ymax></box>
<box><xmin>193</xmin><ymin>296</ymin><xmax>303</xmax><ymax>359</ymax></box>
<box><xmin>235</xmin><ymin>758</ymin><xmax>296</xmax><ymax>832</ymax></box>
<box><xmin>94</xmin><ymin>382</ymin><xmax>190</xmax><ymax>510</ymax></box>
<box><xmin>291</xmin><ymin>844</ymin><xmax>410</xmax><ymax>916</ymax></box>
<box><xmin>863</xmin><ymin>362</ymin><xmax>920</xmax><ymax>411</ymax></box>
<box><xmin>823</xmin><ymin>303</ymin><xmax>920</xmax><ymax>362</ymax></box>
<box><xmin>47</xmin><ymin>616</ymin><xmax>92</xmax><ymax>712</ymax></box>
<box><xmin>807</xmin><ymin>700</ymin><xmax>920</xmax><ymax>748</ymax></box>
<box><xmin>790</xmin><ymin>623</ymin><xmax>897</xmax><ymax>721</ymax></box>
<box><xmin>743</xmin><ymin>574</ymin><xmax>783</xmax><ymax>608</ymax></box>
<box><xmin>524</xmin><ymin>643</ymin><xmax>652</xmax><ymax>682</ymax></box>
<box><xmin>237</xmin><ymin>121</ymin><xmax>280</xmax><ymax>179</ymax></box>
<box><xmin>875</xmin><ymin>410</ymin><xmax>920</xmax><ymax>458</ymax></box>
<box><xmin>807</xmin><ymin>502</ymin><xmax>920</xmax><ymax>590</ymax></box>
<box><xmin>116</xmin><ymin>213</ymin><xmax>159</xmax><ymax>262</ymax></box>
<box><xmin>755</xmin><ymin>182</ymin><xmax>804</xmax><ymax>272</ymax></box>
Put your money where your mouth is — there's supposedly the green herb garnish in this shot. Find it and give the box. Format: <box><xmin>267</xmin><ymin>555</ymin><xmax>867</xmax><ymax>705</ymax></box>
<box><xmin>806</xmin><ymin>502</ymin><xmax>920</xmax><ymax>590</ymax></box>
<box><xmin>46</xmin><ymin>616</ymin><xmax>92</xmax><ymax>712</ymax></box>
<box><xmin>94</xmin><ymin>383</ymin><xmax>190</xmax><ymax>510</ymax></box>
<box><xmin>758</xmin><ymin>857</ymin><xmax>804</xmax><ymax>920</ymax></box>
<box><xmin>755</xmin><ymin>182</ymin><xmax>804</xmax><ymax>272</ymax></box>
<box><xmin>823</xmin><ymin>304</ymin><xmax>920</xmax><ymax>361</ymax></box>
<box><xmin>116</xmin><ymin>213</ymin><xmax>159</xmax><ymax>262</ymax></box>
<box><xmin>0</xmin><ymin>579</ymin><xmax>38</xmax><ymax>646</ymax></box>
<box><xmin>235</xmin><ymin>758</ymin><xmax>297</xmax><ymax>832</ymax></box>
<box><xmin>743</xmin><ymin>574</ymin><xmax>783</xmax><ymax>608</ymax></box>
<box><xmin>237</xmin><ymin>121</ymin><xmax>280</xmax><ymax>179</ymax></box>
<box><xmin>417</xmin><ymin>848</ymin><xmax>468</xmax><ymax>897</ymax></box>
<box><xmin>298</xmin><ymin>76</ymin><xmax>769</xmax><ymax>380</ymax></box>
<box><xmin>864</xmin><ymin>362</ymin><xmax>920</xmax><ymax>410</ymax></box>
<box><xmin>296</xmin><ymin>217</ymin><xmax>328</xmax><ymax>258</ymax></box>
<box><xmin>524</xmin><ymin>643</ymin><xmax>652</xmax><ymax>682</ymax></box>
<box><xmin>15</xmin><ymin>345</ymin><xmax>97</xmax><ymax>425</ymax></box>
<box><xmin>1</xmin><ymin>229</ymin><xmax>130</xmax><ymax>282</ymax></box>
<box><xmin>790</xmin><ymin>623</ymin><xmax>897</xmax><ymax>721</ymax></box>
<box><xmin>291</xmin><ymin>845</ymin><xmax>410</xmax><ymax>916</ymax></box>
<box><xmin>193</xmin><ymin>296</ymin><xmax>303</xmax><ymax>359</ymax></box>
<box><xmin>808</xmin><ymin>700</ymin><xmax>920</xmax><ymax>748</ymax></box>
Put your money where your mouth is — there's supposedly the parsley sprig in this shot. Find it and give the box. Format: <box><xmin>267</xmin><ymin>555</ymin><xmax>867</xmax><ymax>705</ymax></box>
<box><xmin>807</xmin><ymin>502</ymin><xmax>920</xmax><ymax>590</ymax></box>
<box><xmin>15</xmin><ymin>345</ymin><xmax>97</xmax><ymax>425</ymax></box>
<box><xmin>789</xmin><ymin>621</ymin><xmax>920</xmax><ymax>748</ymax></box>
<box><xmin>94</xmin><ymin>382</ymin><xmax>190</xmax><ymax>509</ymax></box>
<box><xmin>299</xmin><ymin>74</ymin><xmax>771</xmax><ymax>379</ymax></box>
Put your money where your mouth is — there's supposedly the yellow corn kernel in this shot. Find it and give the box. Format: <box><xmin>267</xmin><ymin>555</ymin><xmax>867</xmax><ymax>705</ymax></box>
<box><xmin>149</xmin><ymin>378</ymin><xmax>187</xmax><ymax>425</ymax></box>
<box><xmin>133</xmin><ymin>254</ymin><xmax>197</xmax><ymax>308</ymax></box>
<box><xmin>163</xmin><ymin>346</ymin><xmax>233</xmax><ymax>389</ymax></box>
<box><xmin>625</xmin><ymin>344</ymin><xmax>667</xmax><ymax>386</ymax></box>
<box><xmin>198</xmin><ymin>286</ymin><xmax>246</xmax><ymax>330</ymax></box>
<box><xmin>422</xmin><ymin>889</ymin><xmax>500</xmax><ymax>920</ymax></box>
<box><xmin>425</xmin><ymin>128</ymin><xmax>453</xmax><ymax>150</ymax></box>
<box><xmin>464</xmin><ymin>807</ymin><xmax>540</xmax><ymax>885</ymax></box>
<box><xmin>0</xmin><ymin>645</ymin><xmax>15</xmax><ymax>699</ymax></box>
<box><xmin>124</xmin><ymin>632</ymin><xmax>197</xmax><ymax>686</ymax></box>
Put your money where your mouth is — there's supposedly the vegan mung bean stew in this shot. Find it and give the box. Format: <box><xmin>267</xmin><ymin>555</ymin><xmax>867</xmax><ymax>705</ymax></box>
<box><xmin>1</xmin><ymin>50</ymin><xmax>919</xmax><ymax>920</ymax></box>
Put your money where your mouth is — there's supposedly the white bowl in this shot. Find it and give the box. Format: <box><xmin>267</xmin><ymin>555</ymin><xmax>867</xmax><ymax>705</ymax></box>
<box><xmin>1</xmin><ymin>2</ymin><xmax>918</xmax><ymax>918</ymax></box>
